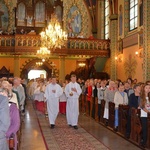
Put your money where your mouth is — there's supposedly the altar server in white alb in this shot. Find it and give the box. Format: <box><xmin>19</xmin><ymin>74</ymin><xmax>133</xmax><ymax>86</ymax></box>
<box><xmin>65</xmin><ymin>74</ymin><xmax>82</xmax><ymax>129</ymax></box>
<box><xmin>44</xmin><ymin>76</ymin><xmax>63</xmax><ymax>129</ymax></box>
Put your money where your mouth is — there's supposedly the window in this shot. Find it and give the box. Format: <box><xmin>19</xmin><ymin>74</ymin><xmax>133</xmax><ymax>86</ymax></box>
<box><xmin>139</xmin><ymin>0</ymin><xmax>143</xmax><ymax>26</ymax></box>
<box><xmin>104</xmin><ymin>0</ymin><xmax>109</xmax><ymax>39</ymax></box>
<box><xmin>129</xmin><ymin>0</ymin><xmax>138</xmax><ymax>31</ymax></box>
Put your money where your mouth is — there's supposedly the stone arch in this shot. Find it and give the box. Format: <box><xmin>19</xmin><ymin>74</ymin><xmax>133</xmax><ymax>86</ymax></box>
<box><xmin>20</xmin><ymin>58</ymin><xmax>59</xmax><ymax>79</ymax></box>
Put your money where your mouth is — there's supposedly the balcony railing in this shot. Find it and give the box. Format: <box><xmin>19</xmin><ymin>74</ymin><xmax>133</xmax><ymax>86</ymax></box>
<box><xmin>0</xmin><ymin>34</ymin><xmax>110</xmax><ymax>57</ymax></box>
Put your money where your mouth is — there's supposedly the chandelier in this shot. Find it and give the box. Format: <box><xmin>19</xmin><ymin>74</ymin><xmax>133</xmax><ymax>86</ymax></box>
<box><xmin>36</xmin><ymin>47</ymin><xmax>50</xmax><ymax>60</ymax></box>
<box><xmin>78</xmin><ymin>62</ymin><xmax>86</xmax><ymax>67</ymax></box>
<box><xmin>40</xmin><ymin>14</ymin><xmax>68</xmax><ymax>50</ymax></box>
<box><xmin>36</xmin><ymin>61</ymin><xmax>43</xmax><ymax>66</ymax></box>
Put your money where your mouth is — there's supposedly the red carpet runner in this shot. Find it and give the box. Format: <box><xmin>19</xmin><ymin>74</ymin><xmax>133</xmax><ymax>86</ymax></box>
<box><xmin>36</xmin><ymin>111</ymin><xmax>108</xmax><ymax>150</ymax></box>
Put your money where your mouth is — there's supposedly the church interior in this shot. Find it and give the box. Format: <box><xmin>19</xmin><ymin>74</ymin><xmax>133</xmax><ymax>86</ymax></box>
<box><xmin>0</xmin><ymin>0</ymin><xmax>150</xmax><ymax>149</ymax></box>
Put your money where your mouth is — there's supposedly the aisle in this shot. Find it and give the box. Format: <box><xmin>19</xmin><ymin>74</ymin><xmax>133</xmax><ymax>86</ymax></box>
<box><xmin>37</xmin><ymin>113</ymin><xmax>108</xmax><ymax>150</ymax></box>
<box><xmin>20</xmin><ymin>100</ymin><xmax>141</xmax><ymax>150</ymax></box>
<box><xmin>20</xmin><ymin>100</ymin><xmax>46</xmax><ymax>150</ymax></box>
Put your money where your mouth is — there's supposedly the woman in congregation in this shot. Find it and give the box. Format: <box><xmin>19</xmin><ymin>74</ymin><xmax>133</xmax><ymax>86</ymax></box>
<box><xmin>103</xmin><ymin>81</ymin><xmax>117</xmax><ymax>125</ymax></box>
<box><xmin>113</xmin><ymin>84</ymin><xmax>128</xmax><ymax>131</ymax></box>
<box><xmin>86</xmin><ymin>79</ymin><xmax>93</xmax><ymax>116</ymax></box>
<box><xmin>140</xmin><ymin>84</ymin><xmax>150</xmax><ymax>148</ymax></box>
<box><xmin>1</xmin><ymin>80</ymin><xmax>20</xmax><ymax>150</ymax></box>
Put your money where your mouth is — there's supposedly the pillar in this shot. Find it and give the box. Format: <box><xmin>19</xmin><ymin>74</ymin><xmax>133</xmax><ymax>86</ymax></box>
<box><xmin>59</xmin><ymin>55</ymin><xmax>65</xmax><ymax>81</ymax></box>
<box><xmin>143</xmin><ymin>0</ymin><xmax>150</xmax><ymax>81</ymax></box>
<box><xmin>110</xmin><ymin>14</ymin><xmax>118</xmax><ymax>81</ymax></box>
<box><xmin>14</xmin><ymin>55</ymin><xmax>20</xmax><ymax>77</ymax></box>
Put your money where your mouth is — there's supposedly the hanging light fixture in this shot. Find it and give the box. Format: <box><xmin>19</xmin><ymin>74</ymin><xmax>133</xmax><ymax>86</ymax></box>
<box><xmin>36</xmin><ymin>61</ymin><xmax>43</xmax><ymax>66</ymax></box>
<box><xmin>36</xmin><ymin>14</ymin><xmax>67</xmax><ymax>60</ymax></box>
<box><xmin>36</xmin><ymin>47</ymin><xmax>50</xmax><ymax>60</ymax></box>
<box><xmin>40</xmin><ymin>13</ymin><xmax>68</xmax><ymax>50</ymax></box>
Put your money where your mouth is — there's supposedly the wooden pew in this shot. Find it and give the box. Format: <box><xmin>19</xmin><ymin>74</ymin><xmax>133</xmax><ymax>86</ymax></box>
<box><xmin>81</xmin><ymin>94</ymin><xmax>86</xmax><ymax>113</ymax></box>
<box><xmin>108</xmin><ymin>102</ymin><xmax>115</xmax><ymax>129</ymax></box>
<box><xmin>100</xmin><ymin>100</ymin><xmax>105</xmax><ymax>123</ymax></box>
<box><xmin>146</xmin><ymin>113</ymin><xmax>150</xmax><ymax>149</ymax></box>
<box><xmin>95</xmin><ymin>97</ymin><xmax>99</xmax><ymax>122</ymax></box>
<box><xmin>118</xmin><ymin>105</ymin><xmax>129</xmax><ymax>136</ymax></box>
<box><xmin>130</xmin><ymin>108</ymin><xmax>141</xmax><ymax>145</ymax></box>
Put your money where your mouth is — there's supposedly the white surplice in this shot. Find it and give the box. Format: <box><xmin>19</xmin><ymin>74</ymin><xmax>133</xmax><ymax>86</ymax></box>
<box><xmin>44</xmin><ymin>83</ymin><xmax>63</xmax><ymax>125</ymax></box>
<box><xmin>65</xmin><ymin>82</ymin><xmax>82</xmax><ymax>126</ymax></box>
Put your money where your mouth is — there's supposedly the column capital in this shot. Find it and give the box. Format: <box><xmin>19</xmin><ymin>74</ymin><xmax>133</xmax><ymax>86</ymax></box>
<box><xmin>59</xmin><ymin>55</ymin><xmax>66</xmax><ymax>59</ymax></box>
<box><xmin>109</xmin><ymin>14</ymin><xmax>118</xmax><ymax>20</ymax></box>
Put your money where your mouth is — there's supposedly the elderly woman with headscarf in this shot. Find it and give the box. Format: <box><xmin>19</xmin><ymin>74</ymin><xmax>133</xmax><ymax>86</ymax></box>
<box><xmin>1</xmin><ymin>80</ymin><xmax>20</xmax><ymax>150</ymax></box>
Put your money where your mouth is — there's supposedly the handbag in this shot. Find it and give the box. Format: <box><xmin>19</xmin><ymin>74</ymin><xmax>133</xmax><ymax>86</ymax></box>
<box><xmin>7</xmin><ymin>134</ymin><xmax>15</xmax><ymax>149</ymax></box>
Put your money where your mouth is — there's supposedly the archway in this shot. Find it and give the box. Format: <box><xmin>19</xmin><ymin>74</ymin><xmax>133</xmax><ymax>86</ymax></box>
<box><xmin>20</xmin><ymin>58</ymin><xmax>58</xmax><ymax>79</ymax></box>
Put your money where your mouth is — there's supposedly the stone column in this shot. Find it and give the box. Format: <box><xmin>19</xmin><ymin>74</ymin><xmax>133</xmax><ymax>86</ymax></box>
<box><xmin>143</xmin><ymin>0</ymin><xmax>150</xmax><ymax>81</ymax></box>
<box><xmin>14</xmin><ymin>55</ymin><xmax>20</xmax><ymax>77</ymax></box>
<box><xmin>59</xmin><ymin>55</ymin><xmax>65</xmax><ymax>81</ymax></box>
<box><xmin>97</xmin><ymin>0</ymin><xmax>104</xmax><ymax>39</ymax></box>
<box><xmin>110</xmin><ymin>14</ymin><xmax>118</xmax><ymax>81</ymax></box>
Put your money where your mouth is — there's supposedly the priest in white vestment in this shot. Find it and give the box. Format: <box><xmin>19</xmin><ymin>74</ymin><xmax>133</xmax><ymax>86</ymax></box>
<box><xmin>65</xmin><ymin>74</ymin><xmax>82</xmax><ymax>129</ymax></box>
<box><xmin>44</xmin><ymin>76</ymin><xmax>63</xmax><ymax>129</ymax></box>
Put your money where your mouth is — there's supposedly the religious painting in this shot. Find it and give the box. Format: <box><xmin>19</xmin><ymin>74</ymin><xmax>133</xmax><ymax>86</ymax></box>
<box><xmin>124</xmin><ymin>54</ymin><xmax>137</xmax><ymax>78</ymax></box>
<box><xmin>0</xmin><ymin>1</ymin><xmax>9</xmax><ymax>31</ymax></box>
<box><xmin>54</xmin><ymin>5</ymin><xmax>62</xmax><ymax>23</ymax></box>
<box><xmin>67</xmin><ymin>5</ymin><xmax>82</xmax><ymax>37</ymax></box>
<box><xmin>17</xmin><ymin>2</ymin><xmax>26</xmax><ymax>26</ymax></box>
<box><xmin>35</xmin><ymin>1</ymin><xmax>45</xmax><ymax>27</ymax></box>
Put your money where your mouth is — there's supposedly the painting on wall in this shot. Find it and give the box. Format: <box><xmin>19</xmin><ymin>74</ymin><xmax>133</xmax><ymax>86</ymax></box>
<box><xmin>0</xmin><ymin>1</ymin><xmax>9</xmax><ymax>31</ymax></box>
<box><xmin>67</xmin><ymin>5</ymin><xmax>82</xmax><ymax>37</ymax></box>
<box><xmin>124</xmin><ymin>54</ymin><xmax>137</xmax><ymax>78</ymax></box>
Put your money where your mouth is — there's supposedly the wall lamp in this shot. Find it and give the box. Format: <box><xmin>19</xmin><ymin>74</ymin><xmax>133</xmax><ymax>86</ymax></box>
<box><xmin>115</xmin><ymin>55</ymin><xmax>122</xmax><ymax>63</ymax></box>
<box><xmin>135</xmin><ymin>50</ymin><xmax>143</xmax><ymax>58</ymax></box>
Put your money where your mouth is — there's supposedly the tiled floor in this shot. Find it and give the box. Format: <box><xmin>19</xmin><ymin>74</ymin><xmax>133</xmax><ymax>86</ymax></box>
<box><xmin>20</xmin><ymin>100</ymin><xmax>141</xmax><ymax>150</ymax></box>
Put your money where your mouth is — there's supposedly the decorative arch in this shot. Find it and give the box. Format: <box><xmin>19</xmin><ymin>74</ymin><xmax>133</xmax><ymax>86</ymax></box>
<box><xmin>20</xmin><ymin>58</ymin><xmax>59</xmax><ymax>79</ymax></box>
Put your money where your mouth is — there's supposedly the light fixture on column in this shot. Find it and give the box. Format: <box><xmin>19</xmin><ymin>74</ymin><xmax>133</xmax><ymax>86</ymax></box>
<box><xmin>115</xmin><ymin>55</ymin><xmax>123</xmax><ymax>63</ymax></box>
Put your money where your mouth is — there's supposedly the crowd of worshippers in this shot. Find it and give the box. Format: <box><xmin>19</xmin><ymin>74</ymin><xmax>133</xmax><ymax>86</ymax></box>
<box><xmin>0</xmin><ymin>77</ymin><xmax>27</xmax><ymax>150</ymax></box>
<box><xmin>1</xmin><ymin>75</ymin><xmax>150</xmax><ymax>149</ymax></box>
<box><xmin>27</xmin><ymin>76</ymin><xmax>150</xmax><ymax>147</ymax></box>
<box><xmin>78</xmin><ymin>78</ymin><xmax>150</xmax><ymax>149</ymax></box>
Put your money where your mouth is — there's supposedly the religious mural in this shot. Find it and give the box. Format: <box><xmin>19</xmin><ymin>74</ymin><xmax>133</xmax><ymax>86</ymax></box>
<box><xmin>0</xmin><ymin>0</ymin><xmax>9</xmax><ymax>31</ymax></box>
<box><xmin>124</xmin><ymin>54</ymin><xmax>137</xmax><ymax>78</ymax></box>
<box><xmin>67</xmin><ymin>5</ymin><xmax>82</xmax><ymax>37</ymax></box>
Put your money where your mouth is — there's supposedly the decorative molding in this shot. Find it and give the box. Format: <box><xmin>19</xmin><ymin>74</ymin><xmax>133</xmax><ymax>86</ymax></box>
<box><xmin>123</xmin><ymin>33</ymin><xmax>138</xmax><ymax>48</ymax></box>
